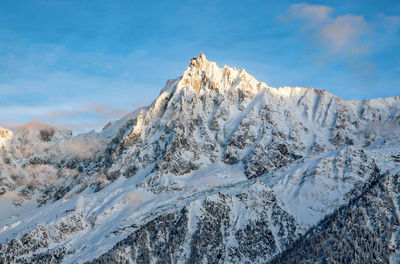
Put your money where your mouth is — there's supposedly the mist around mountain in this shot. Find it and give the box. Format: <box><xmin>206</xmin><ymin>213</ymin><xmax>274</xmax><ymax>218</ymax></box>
<box><xmin>0</xmin><ymin>54</ymin><xmax>399</xmax><ymax>263</ymax></box>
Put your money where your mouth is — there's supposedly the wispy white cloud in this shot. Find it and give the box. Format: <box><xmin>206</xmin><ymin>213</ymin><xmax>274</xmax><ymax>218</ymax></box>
<box><xmin>279</xmin><ymin>3</ymin><xmax>333</xmax><ymax>23</ymax></box>
<box><xmin>375</xmin><ymin>13</ymin><xmax>400</xmax><ymax>31</ymax></box>
<box><xmin>319</xmin><ymin>14</ymin><xmax>371</xmax><ymax>54</ymax></box>
<box><xmin>279</xmin><ymin>3</ymin><xmax>399</xmax><ymax>56</ymax></box>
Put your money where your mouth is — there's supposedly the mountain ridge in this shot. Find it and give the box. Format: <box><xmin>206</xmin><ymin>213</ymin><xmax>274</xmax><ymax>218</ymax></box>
<box><xmin>0</xmin><ymin>54</ymin><xmax>399</xmax><ymax>263</ymax></box>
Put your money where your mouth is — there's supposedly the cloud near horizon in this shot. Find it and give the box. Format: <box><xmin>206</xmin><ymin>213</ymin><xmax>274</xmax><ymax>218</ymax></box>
<box><xmin>0</xmin><ymin>102</ymin><xmax>142</xmax><ymax>134</ymax></box>
<box><xmin>44</xmin><ymin>103</ymin><xmax>131</xmax><ymax>119</ymax></box>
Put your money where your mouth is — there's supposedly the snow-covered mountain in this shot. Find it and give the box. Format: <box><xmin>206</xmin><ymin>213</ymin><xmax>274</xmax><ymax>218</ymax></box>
<box><xmin>0</xmin><ymin>54</ymin><xmax>399</xmax><ymax>263</ymax></box>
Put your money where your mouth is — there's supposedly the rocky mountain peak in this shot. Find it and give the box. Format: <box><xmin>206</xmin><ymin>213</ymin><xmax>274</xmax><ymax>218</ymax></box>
<box><xmin>177</xmin><ymin>53</ymin><xmax>264</xmax><ymax>96</ymax></box>
<box><xmin>188</xmin><ymin>52</ymin><xmax>208</xmax><ymax>68</ymax></box>
<box><xmin>174</xmin><ymin>54</ymin><xmax>338</xmax><ymax>106</ymax></box>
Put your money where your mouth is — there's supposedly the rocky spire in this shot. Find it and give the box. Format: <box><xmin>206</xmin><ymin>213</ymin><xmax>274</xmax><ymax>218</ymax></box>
<box><xmin>180</xmin><ymin>52</ymin><xmax>263</xmax><ymax>95</ymax></box>
<box><xmin>0</xmin><ymin>127</ymin><xmax>13</xmax><ymax>148</ymax></box>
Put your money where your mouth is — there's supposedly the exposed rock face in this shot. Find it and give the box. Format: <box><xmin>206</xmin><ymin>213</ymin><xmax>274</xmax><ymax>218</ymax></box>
<box><xmin>271</xmin><ymin>171</ymin><xmax>400</xmax><ymax>264</ymax></box>
<box><xmin>0</xmin><ymin>54</ymin><xmax>399</xmax><ymax>263</ymax></box>
<box><xmin>89</xmin><ymin>182</ymin><xmax>297</xmax><ymax>264</ymax></box>
<box><xmin>0</xmin><ymin>213</ymin><xmax>85</xmax><ymax>263</ymax></box>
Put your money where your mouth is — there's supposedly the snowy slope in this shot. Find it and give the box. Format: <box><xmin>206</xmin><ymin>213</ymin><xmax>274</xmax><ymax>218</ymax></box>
<box><xmin>0</xmin><ymin>54</ymin><xmax>399</xmax><ymax>263</ymax></box>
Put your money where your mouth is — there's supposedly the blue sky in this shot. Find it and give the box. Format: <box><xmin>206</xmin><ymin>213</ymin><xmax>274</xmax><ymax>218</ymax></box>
<box><xmin>0</xmin><ymin>0</ymin><xmax>399</xmax><ymax>133</ymax></box>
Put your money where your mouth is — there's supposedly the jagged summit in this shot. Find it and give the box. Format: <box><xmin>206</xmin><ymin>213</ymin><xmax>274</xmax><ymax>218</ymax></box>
<box><xmin>189</xmin><ymin>52</ymin><xmax>208</xmax><ymax>68</ymax></box>
<box><xmin>163</xmin><ymin>54</ymin><xmax>400</xmax><ymax>114</ymax></box>
<box><xmin>172</xmin><ymin>53</ymin><xmax>266</xmax><ymax>95</ymax></box>
<box><xmin>161</xmin><ymin>53</ymin><xmax>343</xmax><ymax>107</ymax></box>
